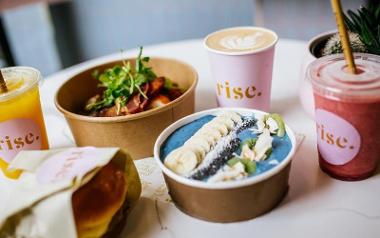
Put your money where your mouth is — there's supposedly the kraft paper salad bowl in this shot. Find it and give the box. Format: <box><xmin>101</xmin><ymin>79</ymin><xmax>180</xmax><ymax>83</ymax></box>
<box><xmin>55</xmin><ymin>57</ymin><xmax>198</xmax><ymax>159</ymax></box>
<box><xmin>154</xmin><ymin>108</ymin><xmax>296</xmax><ymax>222</ymax></box>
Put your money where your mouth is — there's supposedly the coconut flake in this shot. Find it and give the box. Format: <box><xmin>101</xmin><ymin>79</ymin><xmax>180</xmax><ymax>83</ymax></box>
<box><xmin>266</xmin><ymin>117</ymin><xmax>279</xmax><ymax>134</ymax></box>
<box><xmin>253</xmin><ymin>128</ymin><xmax>273</xmax><ymax>161</ymax></box>
<box><xmin>268</xmin><ymin>160</ymin><xmax>279</xmax><ymax>165</ymax></box>
<box><xmin>207</xmin><ymin>162</ymin><xmax>247</xmax><ymax>183</ymax></box>
<box><xmin>241</xmin><ymin>144</ymin><xmax>256</xmax><ymax>161</ymax></box>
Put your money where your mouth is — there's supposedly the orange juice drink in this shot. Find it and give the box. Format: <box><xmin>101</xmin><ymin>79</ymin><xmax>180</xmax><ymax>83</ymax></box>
<box><xmin>0</xmin><ymin>67</ymin><xmax>49</xmax><ymax>179</ymax></box>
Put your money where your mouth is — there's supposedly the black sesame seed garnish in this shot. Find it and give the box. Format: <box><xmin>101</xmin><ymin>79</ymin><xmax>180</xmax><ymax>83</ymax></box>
<box><xmin>190</xmin><ymin>138</ymin><xmax>240</xmax><ymax>180</ymax></box>
<box><xmin>236</xmin><ymin>117</ymin><xmax>256</xmax><ymax>133</ymax></box>
<box><xmin>188</xmin><ymin>116</ymin><xmax>257</xmax><ymax>181</ymax></box>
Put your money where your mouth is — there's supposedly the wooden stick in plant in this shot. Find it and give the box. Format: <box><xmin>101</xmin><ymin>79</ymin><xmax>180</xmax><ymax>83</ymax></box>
<box><xmin>0</xmin><ymin>70</ymin><xmax>8</xmax><ymax>93</ymax></box>
<box><xmin>330</xmin><ymin>0</ymin><xmax>357</xmax><ymax>74</ymax></box>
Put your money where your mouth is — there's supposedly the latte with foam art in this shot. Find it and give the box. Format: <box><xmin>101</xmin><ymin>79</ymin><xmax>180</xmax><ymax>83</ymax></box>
<box><xmin>205</xmin><ymin>27</ymin><xmax>277</xmax><ymax>54</ymax></box>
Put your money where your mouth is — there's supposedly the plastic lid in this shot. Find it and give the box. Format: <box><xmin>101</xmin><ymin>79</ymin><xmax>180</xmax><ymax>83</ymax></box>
<box><xmin>308</xmin><ymin>53</ymin><xmax>380</xmax><ymax>102</ymax></box>
<box><xmin>0</xmin><ymin>67</ymin><xmax>41</xmax><ymax>102</ymax></box>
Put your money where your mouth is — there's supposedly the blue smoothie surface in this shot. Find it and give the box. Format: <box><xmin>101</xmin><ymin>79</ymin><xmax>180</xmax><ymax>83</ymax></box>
<box><xmin>160</xmin><ymin>114</ymin><xmax>292</xmax><ymax>179</ymax></box>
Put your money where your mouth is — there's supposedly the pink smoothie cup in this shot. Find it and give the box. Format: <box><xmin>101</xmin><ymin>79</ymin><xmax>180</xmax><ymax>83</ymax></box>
<box><xmin>308</xmin><ymin>53</ymin><xmax>380</xmax><ymax>181</ymax></box>
<box><xmin>204</xmin><ymin>26</ymin><xmax>278</xmax><ymax>111</ymax></box>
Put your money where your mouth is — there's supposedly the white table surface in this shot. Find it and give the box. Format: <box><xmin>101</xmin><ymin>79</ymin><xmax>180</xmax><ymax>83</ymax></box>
<box><xmin>41</xmin><ymin>39</ymin><xmax>380</xmax><ymax>238</ymax></box>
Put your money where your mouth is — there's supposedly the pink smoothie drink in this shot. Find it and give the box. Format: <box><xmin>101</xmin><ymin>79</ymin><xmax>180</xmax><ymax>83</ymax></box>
<box><xmin>309</xmin><ymin>53</ymin><xmax>380</xmax><ymax>181</ymax></box>
<box><xmin>204</xmin><ymin>27</ymin><xmax>278</xmax><ymax>111</ymax></box>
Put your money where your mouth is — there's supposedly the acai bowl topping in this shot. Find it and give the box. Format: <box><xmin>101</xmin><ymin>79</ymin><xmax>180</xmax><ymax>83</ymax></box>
<box><xmin>160</xmin><ymin>111</ymin><xmax>292</xmax><ymax>183</ymax></box>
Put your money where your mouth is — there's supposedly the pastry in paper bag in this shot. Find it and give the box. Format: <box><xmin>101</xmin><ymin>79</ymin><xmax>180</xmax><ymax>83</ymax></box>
<box><xmin>0</xmin><ymin>147</ymin><xmax>141</xmax><ymax>238</ymax></box>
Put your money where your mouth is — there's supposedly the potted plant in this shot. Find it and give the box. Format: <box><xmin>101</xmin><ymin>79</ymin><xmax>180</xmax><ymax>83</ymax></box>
<box><xmin>299</xmin><ymin>3</ymin><xmax>380</xmax><ymax>118</ymax></box>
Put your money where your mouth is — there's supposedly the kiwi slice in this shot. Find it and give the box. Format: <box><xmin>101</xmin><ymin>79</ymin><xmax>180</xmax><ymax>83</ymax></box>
<box><xmin>241</xmin><ymin>159</ymin><xmax>257</xmax><ymax>174</ymax></box>
<box><xmin>227</xmin><ymin>157</ymin><xmax>241</xmax><ymax>167</ymax></box>
<box><xmin>269</xmin><ymin>113</ymin><xmax>285</xmax><ymax>137</ymax></box>
<box><xmin>240</xmin><ymin>138</ymin><xmax>257</xmax><ymax>150</ymax></box>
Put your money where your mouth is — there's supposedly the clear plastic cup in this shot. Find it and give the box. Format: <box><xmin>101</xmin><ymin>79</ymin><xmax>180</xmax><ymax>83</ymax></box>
<box><xmin>0</xmin><ymin>67</ymin><xmax>49</xmax><ymax>179</ymax></box>
<box><xmin>308</xmin><ymin>53</ymin><xmax>380</xmax><ymax>181</ymax></box>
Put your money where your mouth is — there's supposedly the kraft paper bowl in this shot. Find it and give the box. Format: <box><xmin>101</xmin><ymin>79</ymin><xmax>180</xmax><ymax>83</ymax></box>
<box><xmin>55</xmin><ymin>58</ymin><xmax>197</xmax><ymax>159</ymax></box>
<box><xmin>154</xmin><ymin>108</ymin><xmax>296</xmax><ymax>223</ymax></box>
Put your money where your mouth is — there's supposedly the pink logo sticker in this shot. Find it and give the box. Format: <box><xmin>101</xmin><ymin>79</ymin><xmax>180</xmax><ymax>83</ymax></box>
<box><xmin>0</xmin><ymin>119</ymin><xmax>42</xmax><ymax>163</ymax></box>
<box><xmin>36</xmin><ymin>147</ymin><xmax>104</xmax><ymax>184</ymax></box>
<box><xmin>315</xmin><ymin>109</ymin><xmax>361</xmax><ymax>165</ymax></box>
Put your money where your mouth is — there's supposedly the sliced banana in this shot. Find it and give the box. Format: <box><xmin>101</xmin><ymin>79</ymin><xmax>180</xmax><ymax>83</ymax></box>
<box><xmin>192</xmin><ymin>134</ymin><xmax>216</xmax><ymax>147</ymax></box>
<box><xmin>164</xmin><ymin>148</ymin><xmax>198</xmax><ymax>175</ymax></box>
<box><xmin>195</xmin><ymin>127</ymin><xmax>222</xmax><ymax>141</ymax></box>
<box><xmin>220</xmin><ymin>111</ymin><xmax>242</xmax><ymax>124</ymax></box>
<box><xmin>183</xmin><ymin>144</ymin><xmax>205</xmax><ymax>162</ymax></box>
<box><xmin>253</xmin><ymin>128</ymin><xmax>273</xmax><ymax>161</ymax></box>
<box><xmin>213</xmin><ymin>117</ymin><xmax>235</xmax><ymax>130</ymax></box>
<box><xmin>185</xmin><ymin>137</ymin><xmax>211</xmax><ymax>154</ymax></box>
<box><xmin>164</xmin><ymin>111</ymin><xmax>244</xmax><ymax>175</ymax></box>
<box><xmin>203</xmin><ymin>121</ymin><xmax>229</xmax><ymax>136</ymax></box>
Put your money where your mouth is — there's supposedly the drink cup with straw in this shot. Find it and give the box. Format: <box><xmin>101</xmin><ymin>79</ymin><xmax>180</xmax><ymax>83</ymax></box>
<box><xmin>307</xmin><ymin>0</ymin><xmax>380</xmax><ymax>180</ymax></box>
<box><xmin>0</xmin><ymin>67</ymin><xmax>49</xmax><ymax>179</ymax></box>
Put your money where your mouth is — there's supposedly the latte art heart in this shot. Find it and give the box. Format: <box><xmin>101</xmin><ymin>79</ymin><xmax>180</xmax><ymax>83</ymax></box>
<box><xmin>219</xmin><ymin>33</ymin><xmax>264</xmax><ymax>50</ymax></box>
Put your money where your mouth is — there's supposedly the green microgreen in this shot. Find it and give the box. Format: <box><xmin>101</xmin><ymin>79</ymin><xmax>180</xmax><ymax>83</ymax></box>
<box><xmin>85</xmin><ymin>46</ymin><xmax>156</xmax><ymax>112</ymax></box>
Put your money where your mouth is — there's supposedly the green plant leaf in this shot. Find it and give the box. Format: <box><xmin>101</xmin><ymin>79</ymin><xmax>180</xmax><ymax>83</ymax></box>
<box><xmin>164</xmin><ymin>78</ymin><xmax>173</xmax><ymax>89</ymax></box>
<box><xmin>359</xmin><ymin>8</ymin><xmax>374</xmax><ymax>28</ymax></box>
<box><xmin>347</xmin><ymin>10</ymin><xmax>362</xmax><ymax>30</ymax></box>
<box><xmin>344</xmin><ymin>3</ymin><xmax>380</xmax><ymax>55</ymax></box>
<box><xmin>85</xmin><ymin>47</ymin><xmax>156</xmax><ymax>112</ymax></box>
<box><xmin>375</xmin><ymin>4</ymin><xmax>380</xmax><ymax>19</ymax></box>
<box><xmin>344</xmin><ymin>14</ymin><xmax>356</xmax><ymax>32</ymax></box>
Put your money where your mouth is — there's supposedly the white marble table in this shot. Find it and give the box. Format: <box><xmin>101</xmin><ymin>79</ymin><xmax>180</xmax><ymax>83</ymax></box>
<box><xmin>41</xmin><ymin>39</ymin><xmax>380</xmax><ymax>238</ymax></box>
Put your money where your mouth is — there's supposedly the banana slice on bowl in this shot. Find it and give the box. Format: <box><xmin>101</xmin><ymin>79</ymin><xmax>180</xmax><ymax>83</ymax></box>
<box><xmin>194</xmin><ymin>127</ymin><xmax>222</xmax><ymax>142</ymax></box>
<box><xmin>203</xmin><ymin>121</ymin><xmax>229</xmax><ymax>136</ymax></box>
<box><xmin>192</xmin><ymin>134</ymin><xmax>216</xmax><ymax>147</ymax></box>
<box><xmin>185</xmin><ymin>137</ymin><xmax>211</xmax><ymax>154</ymax></box>
<box><xmin>213</xmin><ymin>117</ymin><xmax>235</xmax><ymax>130</ymax></box>
<box><xmin>163</xmin><ymin>111</ymin><xmax>244</xmax><ymax>176</ymax></box>
<box><xmin>183</xmin><ymin>144</ymin><xmax>206</xmax><ymax>162</ymax></box>
<box><xmin>220</xmin><ymin>111</ymin><xmax>242</xmax><ymax>124</ymax></box>
<box><xmin>164</xmin><ymin>148</ymin><xmax>199</xmax><ymax>175</ymax></box>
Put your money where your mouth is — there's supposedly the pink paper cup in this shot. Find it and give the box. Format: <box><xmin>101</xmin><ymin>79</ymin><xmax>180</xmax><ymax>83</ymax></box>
<box><xmin>204</xmin><ymin>26</ymin><xmax>278</xmax><ymax>111</ymax></box>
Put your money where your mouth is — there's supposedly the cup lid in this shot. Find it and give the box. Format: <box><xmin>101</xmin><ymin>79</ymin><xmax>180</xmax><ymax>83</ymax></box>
<box><xmin>308</xmin><ymin>53</ymin><xmax>380</xmax><ymax>102</ymax></box>
<box><xmin>0</xmin><ymin>67</ymin><xmax>41</xmax><ymax>102</ymax></box>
